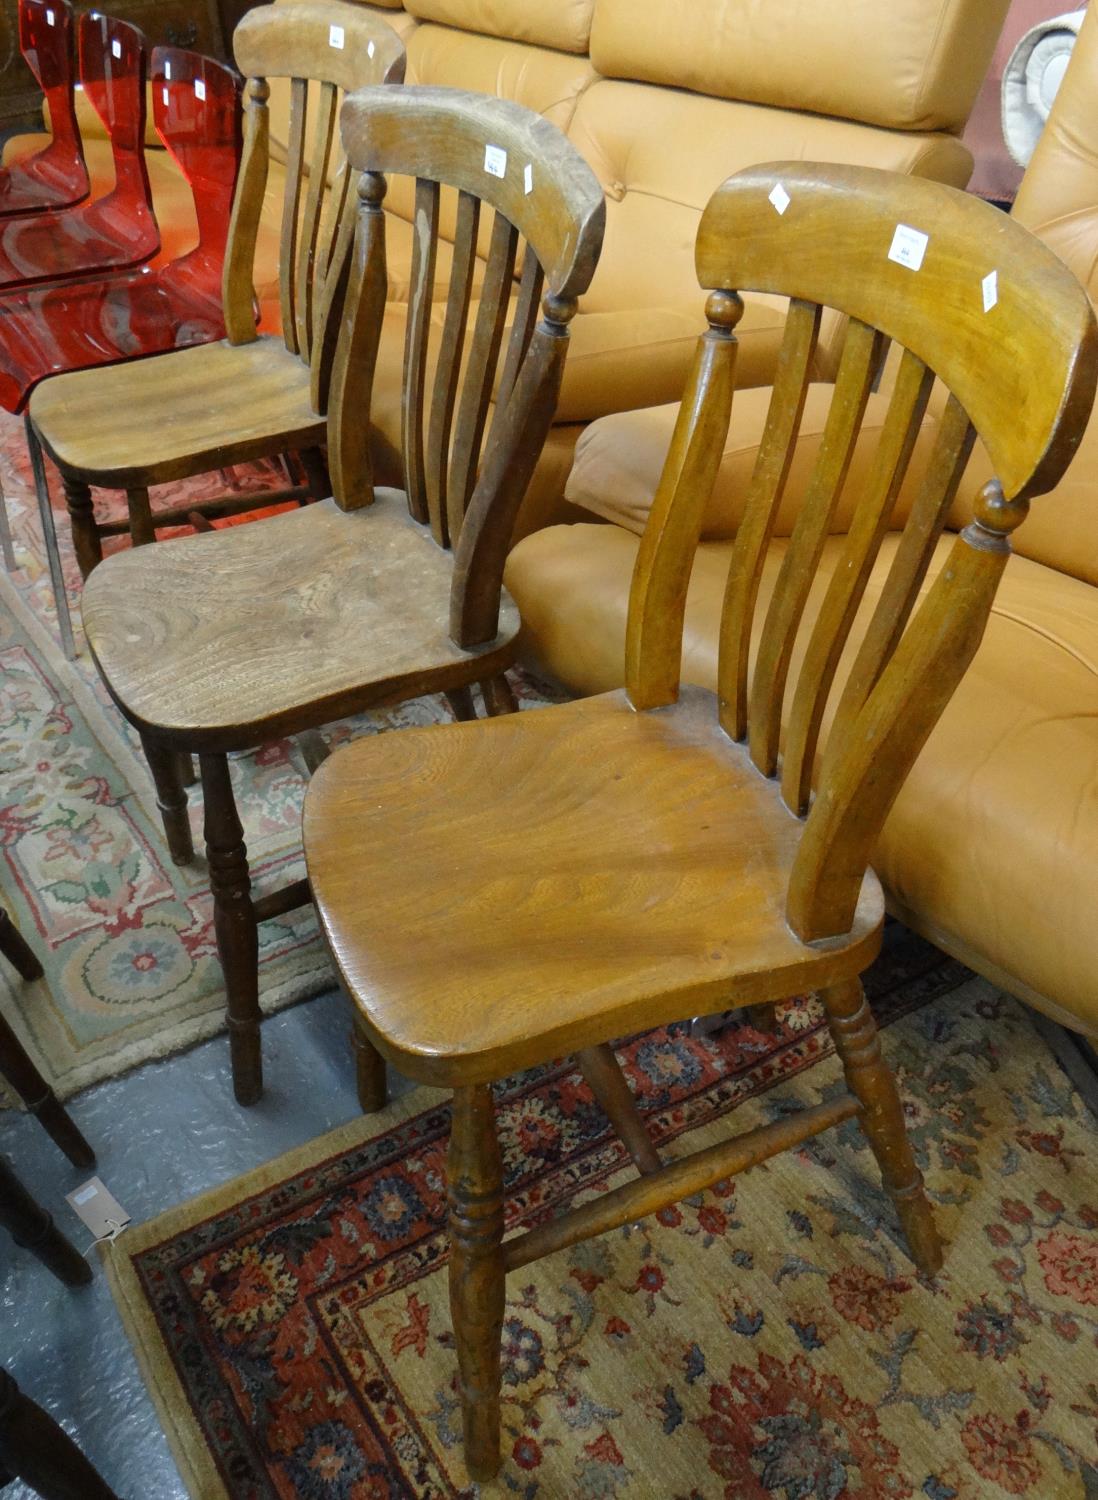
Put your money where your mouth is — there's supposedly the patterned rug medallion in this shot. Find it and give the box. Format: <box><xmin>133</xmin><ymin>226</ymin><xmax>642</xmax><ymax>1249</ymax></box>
<box><xmin>105</xmin><ymin>944</ymin><xmax>1098</xmax><ymax>1499</ymax></box>
<box><xmin>0</xmin><ymin>409</ymin><xmax>555</xmax><ymax>1097</ymax></box>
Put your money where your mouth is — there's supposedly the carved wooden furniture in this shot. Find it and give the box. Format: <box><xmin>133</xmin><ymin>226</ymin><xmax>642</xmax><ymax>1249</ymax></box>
<box><xmin>21</xmin><ymin>2</ymin><xmax>404</xmax><ymax>658</ymax></box>
<box><xmin>80</xmin><ymin>85</ymin><xmax>605</xmax><ymax>1107</ymax></box>
<box><xmin>0</xmin><ymin>1367</ymin><xmax>119</xmax><ymax>1500</ymax></box>
<box><xmin>0</xmin><ymin>0</ymin><xmax>87</xmax><ymax>214</ymax></box>
<box><xmin>0</xmin><ymin>12</ymin><xmax>157</xmax><ymax>289</ymax></box>
<box><xmin>301</xmin><ymin>161</ymin><xmax>1098</xmax><ymax>1482</ymax></box>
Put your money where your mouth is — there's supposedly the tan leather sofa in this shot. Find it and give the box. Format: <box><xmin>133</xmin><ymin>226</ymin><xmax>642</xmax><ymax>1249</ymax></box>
<box><xmin>505</xmin><ymin>5</ymin><xmax>1098</xmax><ymax>1043</ymax></box>
<box><xmin>4</xmin><ymin>0</ymin><xmax>1007</xmax><ymax>528</ymax></box>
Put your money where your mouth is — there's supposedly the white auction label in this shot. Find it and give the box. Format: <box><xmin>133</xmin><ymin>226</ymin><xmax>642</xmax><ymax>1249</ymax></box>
<box><xmin>888</xmin><ymin>223</ymin><xmax>929</xmax><ymax>272</ymax></box>
<box><xmin>484</xmin><ymin>143</ymin><xmax>507</xmax><ymax>179</ymax></box>
<box><xmin>768</xmin><ymin>182</ymin><xmax>790</xmax><ymax>215</ymax></box>
<box><xmin>367</xmin><ymin>39</ymin><xmax>375</xmax><ymax>57</ymax></box>
<box><xmin>46</xmin><ymin>8</ymin><xmax>55</xmax><ymax>24</ymax></box>
<box><xmin>194</xmin><ymin>77</ymin><xmax>206</xmax><ymax>100</ymax></box>
<box><xmin>982</xmin><ymin>269</ymin><xmax>998</xmax><ymax>313</ymax></box>
<box><xmin>162</xmin><ymin>85</ymin><xmax>169</xmax><ymax>106</ymax></box>
<box><xmin>329</xmin><ymin>23</ymin><xmax>345</xmax><ymax>48</ymax></box>
<box><xmin>524</xmin><ymin>163</ymin><xmax>533</xmax><ymax>195</ymax></box>
<box><xmin>111</xmin><ymin>37</ymin><xmax>122</xmax><ymax>58</ymax></box>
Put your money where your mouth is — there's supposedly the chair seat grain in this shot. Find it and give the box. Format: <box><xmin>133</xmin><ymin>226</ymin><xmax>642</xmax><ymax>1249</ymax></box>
<box><xmin>29</xmin><ymin>336</ymin><xmax>324</xmax><ymax>486</ymax></box>
<box><xmin>81</xmin><ymin>491</ymin><xmax>522</xmax><ymax>748</ymax></box>
<box><xmin>304</xmin><ymin>685</ymin><xmax>884</xmax><ymax>1086</ymax></box>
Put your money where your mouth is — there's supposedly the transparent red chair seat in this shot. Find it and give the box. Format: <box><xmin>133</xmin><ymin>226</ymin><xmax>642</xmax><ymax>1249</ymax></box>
<box><xmin>0</xmin><ymin>46</ymin><xmax>240</xmax><ymax>412</ymax></box>
<box><xmin>0</xmin><ymin>0</ymin><xmax>87</xmax><ymax>215</ymax></box>
<box><xmin>0</xmin><ymin>13</ymin><xmax>158</xmax><ymax>289</ymax></box>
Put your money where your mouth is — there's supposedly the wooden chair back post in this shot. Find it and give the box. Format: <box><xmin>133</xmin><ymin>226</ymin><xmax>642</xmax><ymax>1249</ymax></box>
<box><xmin>329</xmin><ymin>86</ymin><xmax>605</xmax><ymax>645</ymax></box>
<box><xmin>625</xmin><ymin>162</ymin><xmax>1097</xmax><ymax>940</ymax></box>
<box><xmin>225</xmin><ymin>1</ymin><xmax>406</xmax><ymax>374</ymax></box>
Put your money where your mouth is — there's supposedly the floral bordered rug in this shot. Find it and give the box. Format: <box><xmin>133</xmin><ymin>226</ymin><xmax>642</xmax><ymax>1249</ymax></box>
<box><xmin>0</xmin><ymin>408</ymin><xmax>557</xmax><ymax>1098</ymax></box>
<box><xmin>105</xmin><ymin>940</ymin><xmax>1098</xmax><ymax>1499</ymax></box>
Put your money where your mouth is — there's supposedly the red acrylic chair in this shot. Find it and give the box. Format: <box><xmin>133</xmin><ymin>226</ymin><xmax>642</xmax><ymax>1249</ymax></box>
<box><xmin>0</xmin><ymin>47</ymin><xmax>241</xmax><ymax>647</ymax></box>
<box><xmin>0</xmin><ymin>0</ymin><xmax>88</xmax><ymax>216</ymax></box>
<box><xmin>0</xmin><ymin>13</ymin><xmax>158</xmax><ymax>289</ymax></box>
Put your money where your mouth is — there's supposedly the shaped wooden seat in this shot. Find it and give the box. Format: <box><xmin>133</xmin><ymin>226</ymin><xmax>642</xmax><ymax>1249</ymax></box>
<box><xmin>84</xmin><ymin>491</ymin><xmax>520</xmax><ymax>746</ymax></box>
<box><xmin>302</xmin><ymin>162</ymin><xmax>1098</xmax><ymax>1483</ymax></box>
<box><xmin>305</xmin><ymin>685</ymin><xmax>882</xmax><ymax>1083</ymax></box>
<box><xmin>82</xmin><ymin>86</ymin><xmax>606</xmax><ymax>1109</ymax></box>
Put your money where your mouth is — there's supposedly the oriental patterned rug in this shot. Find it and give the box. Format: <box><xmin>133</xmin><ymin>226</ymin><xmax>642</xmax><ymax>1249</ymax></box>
<box><xmin>104</xmin><ymin>945</ymin><xmax>1098</xmax><ymax>1499</ymax></box>
<box><xmin>0</xmin><ymin>408</ymin><xmax>557</xmax><ymax>1098</ymax></box>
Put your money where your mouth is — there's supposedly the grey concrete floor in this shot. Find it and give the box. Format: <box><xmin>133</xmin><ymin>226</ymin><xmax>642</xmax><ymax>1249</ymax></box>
<box><xmin>0</xmin><ymin>987</ymin><xmax>417</xmax><ymax>1500</ymax></box>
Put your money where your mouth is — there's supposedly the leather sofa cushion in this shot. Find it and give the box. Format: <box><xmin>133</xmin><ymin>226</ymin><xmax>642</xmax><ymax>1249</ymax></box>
<box><xmin>566</xmin><ymin>381</ymin><xmax>948</xmax><ymax>538</ymax></box>
<box><xmin>403</xmin><ymin>0</ymin><xmax>593</xmax><ymax>53</ymax></box>
<box><xmin>504</xmin><ymin>522</ymin><xmax>1098</xmax><ymax>1035</ymax></box>
<box><xmin>590</xmin><ymin>0</ymin><xmax>1012</xmax><ymax>133</ymax></box>
<box><xmin>565</xmin><ymin>79</ymin><xmax>974</xmax><ymax>403</ymax></box>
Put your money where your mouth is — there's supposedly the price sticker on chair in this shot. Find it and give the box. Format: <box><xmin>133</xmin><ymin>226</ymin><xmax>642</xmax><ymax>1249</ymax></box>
<box><xmin>45</xmin><ymin>8</ymin><xmax>55</xmax><ymax>24</ymax></box>
<box><xmin>164</xmin><ymin>59</ymin><xmax>171</xmax><ymax>79</ymax></box>
<box><xmin>982</xmin><ymin>270</ymin><xmax>998</xmax><ymax>313</ymax></box>
<box><xmin>768</xmin><ymin>182</ymin><xmax>790</xmax><ymax>215</ymax></box>
<box><xmin>888</xmin><ymin>223</ymin><xmax>929</xmax><ymax>272</ymax></box>
<box><xmin>368</xmin><ymin>38</ymin><xmax>375</xmax><ymax>57</ymax></box>
<box><xmin>484</xmin><ymin>144</ymin><xmax>507</xmax><ymax>179</ymax></box>
<box><xmin>329</xmin><ymin>22</ymin><xmax>345</xmax><ymax>49</ymax></box>
<box><xmin>111</xmin><ymin>37</ymin><xmax>122</xmax><ymax>59</ymax></box>
<box><xmin>193</xmin><ymin>77</ymin><xmax>206</xmax><ymax>100</ymax></box>
<box><xmin>524</xmin><ymin>163</ymin><xmax>533</xmax><ymax>195</ymax></box>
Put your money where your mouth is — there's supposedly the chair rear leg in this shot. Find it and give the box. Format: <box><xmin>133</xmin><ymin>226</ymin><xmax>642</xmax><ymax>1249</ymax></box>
<box><xmin>480</xmin><ymin>675</ymin><xmax>517</xmax><ymax>717</ymax></box>
<box><xmin>820</xmin><ymin>977</ymin><xmax>942</xmax><ymax>1275</ymax></box>
<box><xmin>0</xmin><ymin>1001</ymin><xmax>95</xmax><ymax>1169</ymax></box>
<box><xmin>449</xmin><ymin>1083</ymin><xmax>505</xmax><ymax>1483</ymax></box>
<box><xmin>299</xmin><ymin>447</ymin><xmax>330</xmax><ymax>500</ymax></box>
<box><xmin>0</xmin><ymin>907</ymin><xmax>41</xmax><ymax>983</ymax></box>
<box><xmin>578</xmin><ymin>1044</ymin><xmax>661</xmax><ymax>1174</ymax></box>
<box><xmin>351</xmin><ymin>1011</ymin><xmax>387</xmax><ymax>1113</ymax></box>
<box><xmin>61</xmin><ymin>476</ymin><xmax>101</xmax><ymax>580</ymax></box>
<box><xmin>140</xmin><ymin>734</ymin><xmax>195</xmax><ymax>866</ymax></box>
<box><xmin>200</xmin><ymin>752</ymin><xmax>262</xmax><ymax>1105</ymax></box>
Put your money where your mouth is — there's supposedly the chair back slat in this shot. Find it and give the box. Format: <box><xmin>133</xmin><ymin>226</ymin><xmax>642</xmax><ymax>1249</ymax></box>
<box><xmin>622</xmin><ymin>160</ymin><xmax>1098</xmax><ymax>944</ymax></box>
<box><xmin>293</xmin><ymin>78</ymin><xmax>339</xmax><ymax>358</ymax></box>
<box><xmin>819</xmin><ymin>394</ymin><xmax>976</xmax><ymax>784</ymax></box>
<box><xmin>747</xmin><ymin>317</ymin><xmax>884</xmax><ymax>779</ymax></box>
<box><xmin>781</xmin><ymin>348</ymin><xmax>935</xmax><ymax>815</ymax></box>
<box><xmin>426</xmin><ymin>189</ymin><xmax>480</xmax><ymax>548</ymax></box>
<box><xmin>401</xmin><ymin>176</ymin><xmax>441</xmax><ymax>528</ymax></box>
<box><xmin>447</xmin><ymin>211</ymin><xmax>519</xmax><ymax>536</ymax></box>
<box><xmin>229</xmin><ymin>2</ymin><xmax>406</xmax><ymax>366</ymax></box>
<box><xmin>717</xmin><ymin>297</ymin><xmax>821</xmax><ymax>742</ymax></box>
<box><xmin>493</xmin><ymin>254</ymin><xmax>545</xmax><ymax>419</ymax></box>
<box><xmin>279</xmin><ymin>76</ymin><xmax>308</xmax><ymax>353</ymax></box>
<box><xmin>331</xmin><ymin>85</ymin><xmax>605</xmax><ymax>640</ymax></box>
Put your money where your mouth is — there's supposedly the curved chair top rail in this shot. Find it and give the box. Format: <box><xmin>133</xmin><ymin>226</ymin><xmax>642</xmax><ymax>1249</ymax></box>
<box><xmin>340</xmin><ymin>84</ymin><xmax>606</xmax><ymax>302</ymax></box>
<box><xmin>696</xmin><ymin>161</ymin><xmax>1098</xmax><ymax>501</ymax></box>
<box><xmin>233</xmin><ymin>1</ymin><xmax>406</xmax><ymax>90</ymax></box>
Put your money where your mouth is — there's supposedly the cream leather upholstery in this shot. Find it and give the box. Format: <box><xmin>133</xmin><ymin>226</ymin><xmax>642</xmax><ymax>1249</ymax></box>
<box><xmin>507</xmin><ymin>3</ymin><xmax>1098</xmax><ymax>1040</ymax></box>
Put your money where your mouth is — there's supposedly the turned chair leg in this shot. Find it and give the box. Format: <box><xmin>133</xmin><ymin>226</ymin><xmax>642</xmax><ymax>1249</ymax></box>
<box><xmin>480</xmin><ymin>675</ymin><xmax>517</xmax><ymax>717</ymax></box>
<box><xmin>61</xmin><ymin>477</ymin><xmax>101</xmax><ymax>581</ymax></box>
<box><xmin>0</xmin><ymin>1154</ymin><xmax>91</xmax><ymax>1287</ymax></box>
<box><xmin>449</xmin><ymin>1084</ymin><xmax>506</xmax><ymax>1483</ymax></box>
<box><xmin>351</xmin><ymin>1012</ymin><xmax>387</xmax><ymax>1113</ymax></box>
<box><xmin>125</xmin><ymin>485</ymin><xmax>155</xmax><ymax>547</ymax></box>
<box><xmin>0</xmin><ymin>907</ymin><xmax>41</xmax><ymax>983</ymax></box>
<box><xmin>200</xmin><ymin>752</ymin><xmax>262</xmax><ymax>1106</ymax></box>
<box><xmin>140</xmin><ymin>734</ymin><xmax>195</xmax><ymax>867</ymax></box>
<box><xmin>0</xmin><ymin>1367</ymin><xmax>119</xmax><ymax>1499</ymax></box>
<box><xmin>299</xmin><ymin>446</ymin><xmax>331</xmax><ymax>501</ymax></box>
<box><xmin>821</xmin><ymin>978</ymin><xmax>942</xmax><ymax>1275</ymax></box>
<box><xmin>444</xmin><ymin>686</ymin><xmax>478</xmax><ymax>722</ymax></box>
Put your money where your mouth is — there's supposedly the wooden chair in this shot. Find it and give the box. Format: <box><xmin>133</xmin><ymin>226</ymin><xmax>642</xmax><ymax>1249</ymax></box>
<box><xmin>300</xmin><ymin>161</ymin><xmax>1098</xmax><ymax>1482</ymax></box>
<box><xmin>25</xmin><ymin>1</ymin><xmax>405</xmax><ymax>592</ymax></box>
<box><xmin>0</xmin><ymin>1367</ymin><xmax>119</xmax><ymax>1500</ymax></box>
<box><xmin>79</xmin><ymin>87</ymin><xmax>606</xmax><ymax>1106</ymax></box>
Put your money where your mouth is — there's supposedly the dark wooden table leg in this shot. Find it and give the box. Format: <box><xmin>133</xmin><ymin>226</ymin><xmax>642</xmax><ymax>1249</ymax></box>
<box><xmin>0</xmin><ymin>908</ymin><xmax>41</xmax><ymax>982</ymax></box>
<box><xmin>0</xmin><ymin>1368</ymin><xmax>119</xmax><ymax>1499</ymax></box>
<box><xmin>0</xmin><ymin>1154</ymin><xmax>91</xmax><ymax>1287</ymax></box>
